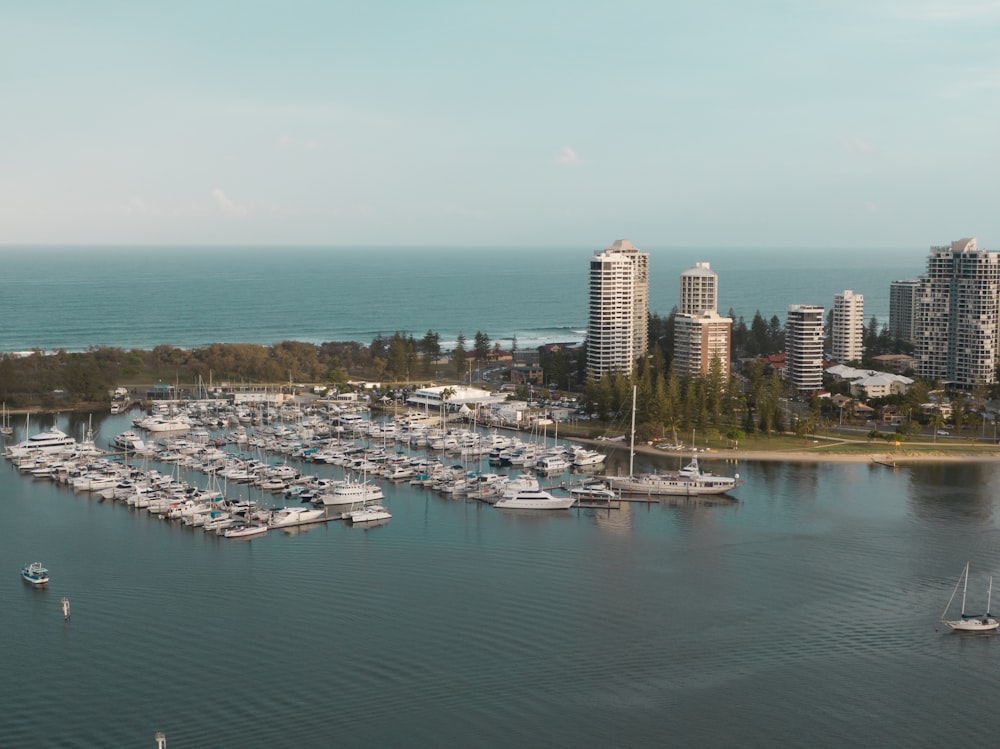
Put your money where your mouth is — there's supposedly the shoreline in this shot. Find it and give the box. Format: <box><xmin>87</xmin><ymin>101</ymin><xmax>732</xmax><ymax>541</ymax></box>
<box><xmin>571</xmin><ymin>436</ymin><xmax>1000</xmax><ymax>465</ymax></box>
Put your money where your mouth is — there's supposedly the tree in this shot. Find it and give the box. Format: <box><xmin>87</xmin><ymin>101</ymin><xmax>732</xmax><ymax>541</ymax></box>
<box><xmin>473</xmin><ymin>331</ymin><xmax>491</xmax><ymax>363</ymax></box>
<box><xmin>451</xmin><ymin>333</ymin><xmax>467</xmax><ymax>380</ymax></box>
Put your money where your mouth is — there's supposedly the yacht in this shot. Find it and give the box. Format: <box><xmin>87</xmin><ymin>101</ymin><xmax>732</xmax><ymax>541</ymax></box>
<box><xmin>494</xmin><ymin>489</ymin><xmax>577</xmax><ymax>510</ymax></box>
<box><xmin>223</xmin><ymin>523</ymin><xmax>269</xmax><ymax>539</ymax></box>
<box><xmin>21</xmin><ymin>561</ymin><xmax>49</xmax><ymax>585</ymax></box>
<box><xmin>347</xmin><ymin>503</ymin><xmax>392</xmax><ymax>524</ymax></box>
<box><xmin>608</xmin><ymin>456</ymin><xmax>738</xmax><ymax>496</ymax></box>
<box><xmin>111</xmin><ymin>430</ymin><xmax>148</xmax><ymax>453</ymax></box>
<box><xmin>269</xmin><ymin>506</ymin><xmax>327</xmax><ymax>528</ymax></box>
<box><xmin>316</xmin><ymin>479</ymin><xmax>384</xmax><ymax>507</ymax></box>
<box><xmin>6</xmin><ymin>427</ymin><xmax>77</xmax><ymax>458</ymax></box>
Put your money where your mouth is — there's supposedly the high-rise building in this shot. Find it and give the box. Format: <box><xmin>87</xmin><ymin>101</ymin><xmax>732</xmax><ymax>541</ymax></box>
<box><xmin>785</xmin><ymin>305</ymin><xmax>825</xmax><ymax>393</ymax></box>
<box><xmin>831</xmin><ymin>290</ymin><xmax>864</xmax><ymax>363</ymax></box>
<box><xmin>586</xmin><ymin>239</ymin><xmax>649</xmax><ymax>380</ymax></box>
<box><xmin>674</xmin><ymin>261</ymin><xmax>731</xmax><ymax>378</ymax></box>
<box><xmin>914</xmin><ymin>238</ymin><xmax>999</xmax><ymax>388</ymax></box>
<box><xmin>679</xmin><ymin>262</ymin><xmax>718</xmax><ymax>316</ymax></box>
<box><xmin>674</xmin><ymin>311</ymin><xmax>732</xmax><ymax>378</ymax></box>
<box><xmin>889</xmin><ymin>279</ymin><xmax>920</xmax><ymax>345</ymax></box>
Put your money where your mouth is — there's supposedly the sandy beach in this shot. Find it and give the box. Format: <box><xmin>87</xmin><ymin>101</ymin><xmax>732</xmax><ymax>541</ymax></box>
<box><xmin>628</xmin><ymin>442</ymin><xmax>1000</xmax><ymax>465</ymax></box>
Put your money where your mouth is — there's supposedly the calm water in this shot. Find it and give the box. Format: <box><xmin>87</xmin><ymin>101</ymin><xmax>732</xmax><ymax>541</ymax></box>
<box><xmin>0</xmin><ymin>245</ymin><xmax>922</xmax><ymax>352</ymax></box>
<box><xmin>3</xmin><ymin>411</ymin><xmax>1000</xmax><ymax>747</ymax></box>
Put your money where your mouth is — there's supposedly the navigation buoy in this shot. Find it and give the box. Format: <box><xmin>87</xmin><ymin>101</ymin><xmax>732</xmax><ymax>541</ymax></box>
<box><xmin>61</xmin><ymin>597</ymin><xmax>70</xmax><ymax>621</ymax></box>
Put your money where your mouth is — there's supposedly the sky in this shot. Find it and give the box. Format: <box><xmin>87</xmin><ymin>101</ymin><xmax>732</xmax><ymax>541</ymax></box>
<box><xmin>2</xmin><ymin>1</ymin><xmax>999</xmax><ymax>248</ymax></box>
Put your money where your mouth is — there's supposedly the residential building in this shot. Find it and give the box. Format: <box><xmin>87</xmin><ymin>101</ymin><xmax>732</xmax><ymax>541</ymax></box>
<box><xmin>889</xmin><ymin>279</ymin><xmax>920</xmax><ymax>345</ymax></box>
<box><xmin>785</xmin><ymin>305</ymin><xmax>825</xmax><ymax>393</ymax></box>
<box><xmin>673</xmin><ymin>311</ymin><xmax>732</xmax><ymax>378</ymax></box>
<box><xmin>831</xmin><ymin>290</ymin><xmax>864</xmax><ymax>363</ymax></box>
<box><xmin>914</xmin><ymin>238</ymin><xmax>999</xmax><ymax>389</ymax></box>
<box><xmin>586</xmin><ymin>239</ymin><xmax>649</xmax><ymax>380</ymax></box>
<box><xmin>679</xmin><ymin>262</ymin><xmax>718</xmax><ymax>316</ymax></box>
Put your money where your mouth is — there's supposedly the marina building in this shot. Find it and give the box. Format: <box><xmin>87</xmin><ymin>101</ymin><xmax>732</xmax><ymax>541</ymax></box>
<box><xmin>785</xmin><ymin>305</ymin><xmax>825</xmax><ymax>393</ymax></box>
<box><xmin>889</xmin><ymin>279</ymin><xmax>920</xmax><ymax>345</ymax></box>
<box><xmin>673</xmin><ymin>261</ymin><xmax>731</xmax><ymax>378</ymax></box>
<box><xmin>586</xmin><ymin>239</ymin><xmax>649</xmax><ymax>380</ymax></box>
<box><xmin>914</xmin><ymin>238</ymin><xmax>999</xmax><ymax>389</ymax></box>
<box><xmin>831</xmin><ymin>290</ymin><xmax>864</xmax><ymax>363</ymax></box>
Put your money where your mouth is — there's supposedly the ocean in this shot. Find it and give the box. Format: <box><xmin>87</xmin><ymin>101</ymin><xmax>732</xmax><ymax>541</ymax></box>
<box><xmin>5</xmin><ymin>245</ymin><xmax>997</xmax><ymax>748</ymax></box>
<box><xmin>0</xmin><ymin>245</ymin><xmax>923</xmax><ymax>353</ymax></box>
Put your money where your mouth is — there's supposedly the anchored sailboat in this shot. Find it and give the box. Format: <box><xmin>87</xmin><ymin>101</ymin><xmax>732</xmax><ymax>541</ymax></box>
<box><xmin>941</xmin><ymin>562</ymin><xmax>999</xmax><ymax>632</ymax></box>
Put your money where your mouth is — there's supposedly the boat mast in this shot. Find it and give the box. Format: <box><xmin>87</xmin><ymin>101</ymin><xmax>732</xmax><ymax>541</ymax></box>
<box><xmin>961</xmin><ymin>561</ymin><xmax>969</xmax><ymax>616</ymax></box>
<box><xmin>989</xmin><ymin>576</ymin><xmax>994</xmax><ymax>617</ymax></box>
<box><xmin>628</xmin><ymin>385</ymin><xmax>637</xmax><ymax>479</ymax></box>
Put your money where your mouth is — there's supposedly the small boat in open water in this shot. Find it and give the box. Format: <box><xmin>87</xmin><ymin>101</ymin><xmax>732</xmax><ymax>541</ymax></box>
<box><xmin>941</xmin><ymin>562</ymin><xmax>999</xmax><ymax>632</ymax></box>
<box><xmin>21</xmin><ymin>561</ymin><xmax>49</xmax><ymax>585</ymax></box>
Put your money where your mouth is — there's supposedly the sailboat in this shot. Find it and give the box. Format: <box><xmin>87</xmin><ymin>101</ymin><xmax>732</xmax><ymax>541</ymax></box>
<box><xmin>0</xmin><ymin>403</ymin><xmax>13</xmax><ymax>437</ymax></box>
<box><xmin>941</xmin><ymin>562</ymin><xmax>999</xmax><ymax>632</ymax></box>
<box><xmin>605</xmin><ymin>386</ymin><xmax>740</xmax><ymax>497</ymax></box>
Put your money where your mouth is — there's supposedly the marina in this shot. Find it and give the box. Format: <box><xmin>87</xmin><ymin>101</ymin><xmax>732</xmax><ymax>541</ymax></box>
<box><xmin>5</xmin><ymin>406</ymin><xmax>1000</xmax><ymax>747</ymax></box>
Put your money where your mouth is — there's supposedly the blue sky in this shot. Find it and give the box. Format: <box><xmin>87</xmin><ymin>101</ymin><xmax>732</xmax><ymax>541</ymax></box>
<box><xmin>2</xmin><ymin>1</ymin><xmax>999</xmax><ymax>248</ymax></box>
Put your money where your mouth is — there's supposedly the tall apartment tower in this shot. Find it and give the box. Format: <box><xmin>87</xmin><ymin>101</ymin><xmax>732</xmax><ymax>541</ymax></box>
<box><xmin>831</xmin><ymin>290</ymin><xmax>864</xmax><ymax>363</ymax></box>
<box><xmin>889</xmin><ymin>279</ymin><xmax>920</xmax><ymax>345</ymax></box>
<box><xmin>679</xmin><ymin>262</ymin><xmax>718</xmax><ymax>315</ymax></box>
<box><xmin>674</xmin><ymin>261</ymin><xmax>732</xmax><ymax>378</ymax></box>
<box><xmin>586</xmin><ymin>239</ymin><xmax>649</xmax><ymax>380</ymax></box>
<box><xmin>785</xmin><ymin>305</ymin><xmax>825</xmax><ymax>393</ymax></box>
<box><xmin>915</xmin><ymin>238</ymin><xmax>999</xmax><ymax>388</ymax></box>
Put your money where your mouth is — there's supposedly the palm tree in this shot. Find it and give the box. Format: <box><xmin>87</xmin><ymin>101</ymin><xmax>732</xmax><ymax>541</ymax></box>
<box><xmin>439</xmin><ymin>386</ymin><xmax>456</xmax><ymax>428</ymax></box>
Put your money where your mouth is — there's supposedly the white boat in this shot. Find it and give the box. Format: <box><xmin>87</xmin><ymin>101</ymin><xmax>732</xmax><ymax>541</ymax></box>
<box><xmin>21</xmin><ymin>561</ymin><xmax>49</xmax><ymax>585</ymax></box>
<box><xmin>347</xmin><ymin>503</ymin><xmax>392</xmax><ymax>524</ymax></box>
<box><xmin>317</xmin><ymin>478</ymin><xmax>384</xmax><ymax>507</ymax></box>
<box><xmin>569</xmin><ymin>481</ymin><xmax>618</xmax><ymax>502</ymax></box>
<box><xmin>606</xmin><ymin>387</ymin><xmax>739</xmax><ymax>497</ymax></box>
<box><xmin>5</xmin><ymin>425</ymin><xmax>77</xmax><ymax>457</ymax></box>
<box><xmin>111</xmin><ymin>430</ymin><xmax>148</xmax><ymax>453</ymax></box>
<box><xmin>941</xmin><ymin>562</ymin><xmax>999</xmax><ymax>632</ymax></box>
<box><xmin>269</xmin><ymin>506</ymin><xmax>327</xmax><ymax>527</ymax></box>
<box><xmin>494</xmin><ymin>489</ymin><xmax>576</xmax><ymax>510</ymax></box>
<box><xmin>0</xmin><ymin>402</ymin><xmax>13</xmax><ymax>437</ymax></box>
<box><xmin>223</xmin><ymin>523</ymin><xmax>269</xmax><ymax>539</ymax></box>
<box><xmin>608</xmin><ymin>456</ymin><xmax>739</xmax><ymax>496</ymax></box>
<box><xmin>535</xmin><ymin>454</ymin><xmax>571</xmax><ymax>473</ymax></box>
<box><xmin>571</xmin><ymin>447</ymin><xmax>606</xmax><ymax>467</ymax></box>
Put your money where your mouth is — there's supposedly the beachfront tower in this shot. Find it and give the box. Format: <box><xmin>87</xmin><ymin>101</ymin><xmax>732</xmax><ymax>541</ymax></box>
<box><xmin>679</xmin><ymin>262</ymin><xmax>718</xmax><ymax>316</ymax></box>
<box><xmin>586</xmin><ymin>239</ymin><xmax>649</xmax><ymax>380</ymax></box>
<box><xmin>915</xmin><ymin>238</ymin><xmax>999</xmax><ymax>389</ymax></box>
<box><xmin>674</xmin><ymin>261</ymin><xmax>731</xmax><ymax>378</ymax></box>
<box><xmin>831</xmin><ymin>290</ymin><xmax>864</xmax><ymax>363</ymax></box>
<box><xmin>785</xmin><ymin>304</ymin><xmax>825</xmax><ymax>393</ymax></box>
<box><xmin>889</xmin><ymin>279</ymin><xmax>920</xmax><ymax>345</ymax></box>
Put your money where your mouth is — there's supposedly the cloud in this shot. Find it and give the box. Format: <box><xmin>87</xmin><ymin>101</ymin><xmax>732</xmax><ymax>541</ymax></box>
<box><xmin>839</xmin><ymin>136</ymin><xmax>876</xmax><ymax>156</ymax></box>
<box><xmin>212</xmin><ymin>188</ymin><xmax>248</xmax><ymax>218</ymax></box>
<box><xmin>555</xmin><ymin>146</ymin><xmax>581</xmax><ymax>165</ymax></box>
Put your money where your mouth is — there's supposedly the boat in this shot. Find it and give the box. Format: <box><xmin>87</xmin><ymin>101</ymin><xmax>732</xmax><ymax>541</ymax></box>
<box><xmin>0</xmin><ymin>402</ymin><xmax>13</xmax><ymax>437</ymax></box>
<box><xmin>21</xmin><ymin>561</ymin><xmax>49</xmax><ymax>585</ymax></box>
<box><xmin>317</xmin><ymin>478</ymin><xmax>384</xmax><ymax>506</ymax></box>
<box><xmin>110</xmin><ymin>430</ymin><xmax>148</xmax><ymax>453</ymax></box>
<box><xmin>347</xmin><ymin>503</ymin><xmax>392</xmax><ymax>524</ymax></box>
<box><xmin>494</xmin><ymin>489</ymin><xmax>576</xmax><ymax>510</ymax></box>
<box><xmin>941</xmin><ymin>562</ymin><xmax>999</xmax><ymax>632</ymax></box>
<box><xmin>606</xmin><ymin>387</ymin><xmax>739</xmax><ymax>497</ymax></box>
<box><xmin>223</xmin><ymin>523</ymin><xmax>269</xmax><ymax>539</ymax></box>
<box><xmin>268</xmin><ymin>506</ymin><xmax>327</xmax><ymax>528</ymax></box>
<box><xmin>5</xmin><ymin>424</ymin><xmax>77</xmax><ymax>458</ymax></box>
<box><xmin>569</xmin><ymin>480</ymin><xmax>618</xmax><ymax>502</ymax></box>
